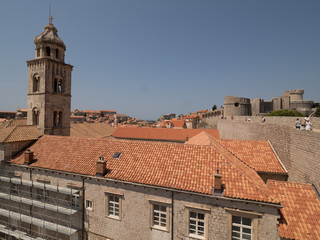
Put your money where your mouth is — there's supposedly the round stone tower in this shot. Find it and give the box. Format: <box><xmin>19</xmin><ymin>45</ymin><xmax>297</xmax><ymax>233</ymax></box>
<box><xmin>288</xmin><ymin>89</ymin><xmax>304</xmax><ymax>102</ymax></box>
<box><xmin>224</xmin><ymin>96</ymin><xmax>251</xmax><ymax>116</ymax></box>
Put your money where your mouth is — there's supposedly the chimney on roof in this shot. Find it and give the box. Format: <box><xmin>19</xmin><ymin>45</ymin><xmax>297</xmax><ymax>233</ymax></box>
<box><xmin>24</xmin><ymin>148</ymin><xmax>34</xmax><ymax>165</ymax></box>
<box><xmin>213</xmin><ymin>169</ymin><xmax>222</xmax><ymax>195</ymax></box>
<box><xmin>96</xmin><ymin>156</ymin><xmax>107</xmax><ymax>176</ymax></box>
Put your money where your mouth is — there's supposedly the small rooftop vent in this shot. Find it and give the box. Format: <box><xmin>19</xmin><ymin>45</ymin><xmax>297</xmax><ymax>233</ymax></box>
<box><xmin>113</xmin><ymin>152</ymin><xmax>121</xmax><ymax>158</ymax></box>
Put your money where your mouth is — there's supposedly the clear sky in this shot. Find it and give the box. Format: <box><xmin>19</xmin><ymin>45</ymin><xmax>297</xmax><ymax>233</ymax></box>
<box><xmin>0</xmin><ymin>0</ymin><xmax>319</xmax><ymax>120</ymax></box>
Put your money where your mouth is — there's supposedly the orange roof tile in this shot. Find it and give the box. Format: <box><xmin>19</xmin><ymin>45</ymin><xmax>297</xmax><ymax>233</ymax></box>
<box><xmin>70</xmin><ymin>123</ymin><xmax>115</xmax><ymax>138</ymax></box>
<box><xmin>186</xmin><ymin>132</ymin><xmax>286</xmax><ymax>174</ymax></box>
<box><xmin>99</xmin><ymin>110</ymin><xmax>116</xmax><ymax>113</ymax></box>
<box><xmin>0</xmin><ymin>119</ymin><xmax>27</xmax><ymax>129</ymax></box>
<box><xmin>113</xmin><ymin>127</ymin><xmax>219</xmax><ymax>142</ymax></box>
<box><xmin>217</xmin><ymin>139</ymin><xmax>286</xmax><ymax>174</ymax></box>
<box><xmin>170</xmin><ymin>120</ymin><xmax>185</xmax><ymax>128</ymax></box>
<box><xmin>0</xmin><ymin>125</ymin><xmax>42</xmax><ymax>143</ymax></box>
<box><xmin>269</xmin><ymin>180</ymin><xmax>320</xmax><ymax>240</ymax></box>
<box><xmin>197</xmin><ymin>110</ymin><xmax>208</xmax><ymax>113</ymax></box>
<box><xmin>11</xmin><ymin>135</ymin><xmax>278</xmax><ymax>204</ymax></box>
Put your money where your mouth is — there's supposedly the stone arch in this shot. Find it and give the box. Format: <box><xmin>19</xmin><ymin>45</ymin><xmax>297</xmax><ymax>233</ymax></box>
<box><xmin>33</xmin><ymin>74</ymin><xmax>40</xmax><ymax>92</ymax></box>
<box><xmin>53</xmin><ymin>110</ymin><xmax>63</xmax><ymax>127</ymax></box>
<box><xmin>32</xmin><ymin>107</ymin><xmax>40</xmax><ymax>126</ymax></box>
<box><xmin>53</xmin><ymin>75</ymin><xmax>63</xmax><ymax>93</ymax></box>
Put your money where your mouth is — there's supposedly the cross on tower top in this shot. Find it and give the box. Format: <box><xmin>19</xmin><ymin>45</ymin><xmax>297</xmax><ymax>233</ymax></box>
<box><xmin>49</xmin><ymin>15</ymin><xmax>54</xmax><ymax>25</ymax></box>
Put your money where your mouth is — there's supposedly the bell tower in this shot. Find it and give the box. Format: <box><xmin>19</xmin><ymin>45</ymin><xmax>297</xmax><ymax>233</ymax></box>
<box><xmin>27</xmin><ymin>17</ymin><xmax>73</xmax><ymax>136</ymax></box>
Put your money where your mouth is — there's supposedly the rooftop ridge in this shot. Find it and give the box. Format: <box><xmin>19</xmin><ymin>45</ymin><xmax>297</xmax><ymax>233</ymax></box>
<box><xmin>209</xmin><ymin>137</ymin><xmax>279</xmax><ymax>203</ymax></box>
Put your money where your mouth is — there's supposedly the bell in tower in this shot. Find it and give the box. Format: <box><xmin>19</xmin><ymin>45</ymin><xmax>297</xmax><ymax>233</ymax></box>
<box><xmin>26</xmin><ymin>16</ymin><xmax>73</xmax><ymax>136</ymax></box>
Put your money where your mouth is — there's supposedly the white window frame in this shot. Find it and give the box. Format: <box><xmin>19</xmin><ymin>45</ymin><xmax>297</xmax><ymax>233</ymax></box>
<box><xmin>105</xmin><ymin>193</ymin><xmax>122</xmax><ymax>220</ymax></box>
<box><xmin>226</xmin><ymin>208</ymin><xmax>260</xmax><ymax>240</ymax></box>
<box><xmin>231</xmin><ymin>215</ymin><xmax>253</xmax><ymax>240</ymax></box>
<box><xmin>150</xmin><ymin>202</ymin><xmax>170</xmax><ymax>231</ymax></box>
<box><xmin>86</xmin><ymin>199</ymin><xmax>93</xmax><ymax>210</ymax></box>
<box><xmin>188</xmin><ymin>210</ymin><xmax>206</xmax><ymax>239</ymax></box>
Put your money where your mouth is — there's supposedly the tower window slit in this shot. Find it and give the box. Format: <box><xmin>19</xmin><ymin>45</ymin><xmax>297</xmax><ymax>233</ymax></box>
<box><xmin>46</xmin><ymin>47</ymin><xmax>50</xmax><ymax>57</ymax></box>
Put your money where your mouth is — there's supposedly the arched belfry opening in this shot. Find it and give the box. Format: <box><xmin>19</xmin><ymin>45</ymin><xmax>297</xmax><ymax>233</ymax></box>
<box><xmin>27</xmin><ymin>16</ymin><xmax>73</xmax><ymax>136</ymax></box>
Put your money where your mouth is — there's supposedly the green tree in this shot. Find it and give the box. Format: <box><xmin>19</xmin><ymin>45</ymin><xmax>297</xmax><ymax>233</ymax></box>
<box><xmin>265</xmin><ymin>110</ymin><xmax>303</xmax><ymax>117</ymax></box>
<box><xmin>315</xmin><ymin>107</ymin><xmax>320</xmax><ymax>117</ymax></box>
<box><xmin>212</xmin><ymin>105</ymin><xmax>217</xmax><ymax>111</ymax></box>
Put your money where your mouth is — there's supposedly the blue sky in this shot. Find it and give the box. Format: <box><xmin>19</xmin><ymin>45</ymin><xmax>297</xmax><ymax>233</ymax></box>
<box><xmin>0</xmin><ymin>0</ymin><xmax>319</xmax><ymax>120</ymax></box>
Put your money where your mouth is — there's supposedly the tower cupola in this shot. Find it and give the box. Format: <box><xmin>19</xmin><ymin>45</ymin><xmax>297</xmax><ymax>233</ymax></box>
<box><xmin>33</xmin><ymin>16</ymin><xmax>66</xmax><ymax>63</ymax></box>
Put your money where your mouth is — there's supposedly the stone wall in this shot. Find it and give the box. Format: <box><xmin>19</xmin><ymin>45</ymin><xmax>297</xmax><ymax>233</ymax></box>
<box><xmin>203</xmin><ymin>115</ymin><xmax>320</xmax><ymax>130</ymax></box>
<box><xmin>217</xmin><ymin>120</ymin><xmax>320</xmax><ymax>190</ymax></box>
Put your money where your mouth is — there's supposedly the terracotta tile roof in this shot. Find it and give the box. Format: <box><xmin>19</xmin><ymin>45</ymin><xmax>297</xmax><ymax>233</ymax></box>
<box><xmin>10</xmin><ymin>135</ymin><xmax>279</xmax><ymax>204</ymax></box>
<box><xmin>0</xmin><ymin>119</ymin><xmax>27</xmax><ymax>129</ymax></box>
<box><xmin>99</xmin><ymin>110</ymin><xmax>116</xmax><ymax>113</ymax></box>
<box><xmin>113</xmin><ymin>127</ymin><xmax>219</xmax><ymax>142</ymax></box>
<box><xmin>269</xmin><ymin>180</ymin><xmax>320</xmax><ymax>240</ymax></box>
<box><xmin>0</xmin><ymin>125</ymin><xmax>42</xmax><ymax>143</ymax></box>
<box><xmin>185</xmin><ymin>131</ymin><xmax>216</xmax><ymax>146</ymax></box>
<box><xmin>70</xmin><ymin>123</ymin><xmax>115</xmax><ymax>138</ymax></box>
<box><xmin>170</xmin><ymin>120</ymin><xmax>185</xmax><ymax>128</ymax></box>
<box><xmin>217</xmin><ymin>139</ymin><xmax>286</xmax><ymax>174</ymax></box>
<box><xmin>186</xmin><ymin>132</ymin><xmax>286</xmax><ymax>174</ymax></box>
<box><xmin>197</xmin><ymin>110</ymin><xmax>208</xmax><ymax>113</ymax></box>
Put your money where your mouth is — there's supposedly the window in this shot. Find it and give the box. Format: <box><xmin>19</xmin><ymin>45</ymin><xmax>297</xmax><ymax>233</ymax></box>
<box><xmin>53</xmin><ymin>78</ymin><xmax>63</xmax><ymax>93</ymax></box>
<box><xmin>58</xmin><ymin>111</ymin><xmax>62</xmax><ymax>126</ymax></box>
<box><xmin>226</xmin><ymin>208</ymin><xmax>259</xmax><ymax>240</ymax></box>
<box><xmin>53</xmin><ymin>111</ymin><xmax>63</xmax><ymax>127</ymax></box>
<box><xmin>108</xmin><ymin>195</ymin><xmax>119</xmax><ymax>216</ymax></box>
<box><xmin>56</xmin><ymin>49</ymin><xmax>59</xmax><ymax>58</ymax></box>
<box><xmin>72</xmin><ymin>194</ymin><xmax>80</xmax><ymax>209</ymax></box>
<box><xmin>53</xmin><ymin>111</ymin><xmax>57</xmax><ymax>127</ymax></box>
<box><xmin>105</xmin><ymin>194</ymin><xmax>121</xmax><ymax>219</ymax></box>
<box><xmin>32</xmin><ymin>108</ymin><xmax>39</xmax><ymax>126</ymax></box>
<box><xmin>10</xmin><ymin>183</ymin><xmax>19</xmax><ymax>195</ymax></box>
<box><xmin>46</xmin><ymin>47</ymin><xmax>50</xmax><ymax>57</ymax></box>
<box><xmin>58</xmin><ymin>80</ymin><xmax>62</xmax><ymax>93</ymax></box>
<box><xmin>189</xmin><ymin>211</ymin><xmax>205</xmax><ymax>238</ymax></box>
<box><xmin>33</xmin><ymin>75</ymin><xmax>40</xmax><ymax>92</ymax></box>
<box><xmin>54</xmin><ymin>78</ymin><xmax>58</xmax><ymax>93</ymax></box>
<box><xmin>231</xmin><ymin>216</ymin><xmax>253</xmax><ymax>240</ymax></box>
<box><xmin>39</xmin><ymin>188</ymin><xmax>48</xmax><ymax>202</ymax></box>
<box><xmin>37</xmin><ymin>48</ymin><xmax>40</xmax><ymax>57</ymax></box>
<box><xmin>152</xmin><ymin>204</ymin><xmax>167</xmax><ymax>229</ymax></box>
<box><xmin>86</xmin><ymin>200</ymin><xmax>93</xmax><ymax>210</ymax></box>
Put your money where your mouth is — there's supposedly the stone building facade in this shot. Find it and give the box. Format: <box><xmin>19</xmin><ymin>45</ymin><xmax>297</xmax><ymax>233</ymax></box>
<box><xmin>224</xmin><ymin>89</ymin><xmax>313</xmax><ymax>117</ymax></box>
<box><xmin>0</xmin><ymin>135</ymin><xmax>283</xmax><ymax>240</ymax></box>
<box><xmin>26</xmin><ymin>17</ymin><xmax>73</xmax><ymax>136</ymax></box>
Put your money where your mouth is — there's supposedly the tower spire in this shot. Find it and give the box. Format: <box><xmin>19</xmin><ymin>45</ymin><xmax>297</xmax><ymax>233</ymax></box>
<box><xmin>49</xmin><ymin>4</ymin><xmax>53</xmax><ymax>25</ymax></box>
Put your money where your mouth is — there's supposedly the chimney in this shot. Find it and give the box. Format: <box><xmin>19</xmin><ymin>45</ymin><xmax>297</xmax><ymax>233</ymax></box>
<box><xmin>96</xmin><ymin>156</ymin><xmax>106</xmax><ymax>176</ymax></box>
<box><xmin>213</xmin><ymin>169</ymin><xmax>222</xmax><ymax>195</ymax></box>
<box><xmin>24</xmin><ymin>148</ymin><xmax>34</xmax><ymax>165</ymax></box>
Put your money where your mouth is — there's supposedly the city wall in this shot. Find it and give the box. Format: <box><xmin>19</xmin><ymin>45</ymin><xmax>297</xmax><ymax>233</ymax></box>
<box><xmin>202</xmin><ymin>116</ymin><xmax>320</xmax><ymax>130</ymax></box>
<box><xmin>216</xmin><ymin>119</ymin><xmax>320</xmax><ymax>191</ymax></box>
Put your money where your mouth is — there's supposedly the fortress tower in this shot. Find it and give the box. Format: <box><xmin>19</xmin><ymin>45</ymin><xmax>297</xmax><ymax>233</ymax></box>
<box><xmin>27</xmin><ymin>17</ymin><xmax>73</xmax><ymax>136</ymax></box>
<box><xmin>288</xmin><ymin>89</ymin><xmax>304</xmax><ymax>102</ymax></box>
<box><xmin>224</xmin><ymin>96</ymin><xmax>251</xmax><ymax>116</ymax></box>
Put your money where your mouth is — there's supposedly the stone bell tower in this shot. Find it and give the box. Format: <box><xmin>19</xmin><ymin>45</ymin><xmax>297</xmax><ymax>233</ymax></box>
<box><xmin>27</xmin><ymin>16</ymin><xmax>73</xmax><ymax>136</ymax></box>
